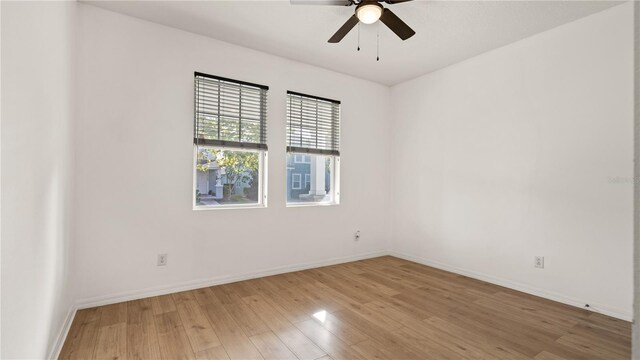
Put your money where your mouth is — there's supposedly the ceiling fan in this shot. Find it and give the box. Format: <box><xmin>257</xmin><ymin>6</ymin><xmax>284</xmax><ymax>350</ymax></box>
<box><xmin>292</xmin><ymin>0</ymin><xmax>416</xmax><ymax>43</ymax></box>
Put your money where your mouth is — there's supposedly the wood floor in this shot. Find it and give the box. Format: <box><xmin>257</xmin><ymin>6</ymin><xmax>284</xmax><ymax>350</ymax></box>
<box><xmin>59</xmin><ymin>256</ymin><xmax>631</xmax><ymax>360</ymax></box>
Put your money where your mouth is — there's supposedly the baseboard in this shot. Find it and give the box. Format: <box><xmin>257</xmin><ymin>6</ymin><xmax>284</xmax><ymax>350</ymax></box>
<box><xmin>75</xmin><ymin>250</ymin><xmax>387</xmax><ymax>310</ymax></box>
<box><xmin>48</xmin><ymin>306</ymin><xmax>77</xmax><ymax>360</ymax></box>
<box><xmin>389</xmin><ymin>251</ymin><xmax>633</xmax><ymax>322</ymax></box>
<box><xmin>73</xmin><ymin>249</ymin><xmax>633</xmax><ymax>321</ymax></box>
<box><xmin>58</xmin><ymin>248</ymin><xmax>630</xmax><ymax>357</ymax></box>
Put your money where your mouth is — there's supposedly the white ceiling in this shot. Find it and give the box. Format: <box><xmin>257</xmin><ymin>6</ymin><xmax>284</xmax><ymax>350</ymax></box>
<box><xmin>83</xmin><ymin>0</ymin><xmax>622</xmax><ymax>86</ymax></box>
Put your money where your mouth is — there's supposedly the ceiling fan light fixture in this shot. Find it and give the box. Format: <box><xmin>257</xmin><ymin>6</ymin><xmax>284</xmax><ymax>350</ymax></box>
<box><xmin>356</xmin><ymin>3</ymin><xmax>383</xmax><ymax>24</ymax></box>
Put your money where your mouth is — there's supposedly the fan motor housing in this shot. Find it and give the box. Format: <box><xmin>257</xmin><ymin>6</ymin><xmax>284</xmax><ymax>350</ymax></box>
<box><xmin>355</xmin><ymin>1</ymin><xmax>384</xmax><ymax>24</ymax></box>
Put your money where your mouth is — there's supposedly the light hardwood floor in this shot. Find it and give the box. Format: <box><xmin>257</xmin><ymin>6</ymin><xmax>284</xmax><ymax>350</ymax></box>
<box><xmin>59</xmin><ymin>256</ymin><xmax>631</xmax><ymax>360</ymax></box>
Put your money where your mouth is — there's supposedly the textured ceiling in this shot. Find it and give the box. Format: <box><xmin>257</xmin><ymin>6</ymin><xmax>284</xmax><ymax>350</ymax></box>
<box><xmin>83</xmin><ymin>0</ymin><xmax>622</xmax><ymax>85</ymax></box>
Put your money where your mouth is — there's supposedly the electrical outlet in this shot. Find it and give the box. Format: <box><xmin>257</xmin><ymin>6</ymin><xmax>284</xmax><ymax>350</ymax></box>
<box><xmin>355</xmin><ymin>230</ymin><xmax>361</xmax><ymax>241</ymax></box>
<box><xmin>157</xmin><ymin>254</ymin><xmax>168</xmax><ymax>266</ymax></box>
<box><xmin>534</xmin><ymin>256</ymin><xmax>544</xmax><ymax>269</ymax></box>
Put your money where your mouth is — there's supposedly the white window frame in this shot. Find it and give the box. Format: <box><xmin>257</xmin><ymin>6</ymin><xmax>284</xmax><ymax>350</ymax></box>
<box><xmin>304</xmin><ymin>174</ymin><xmax>311</xmax><ymax>188</ymax></box>
<box><xmin>292</xmin><ymin>173</ymin><xmax>302</xmax><ymax>190</ymax></box>
<box><xmin>193</xmin><ymin>145</ymin><xmax>268</xmax><ymax>210</ymax></box>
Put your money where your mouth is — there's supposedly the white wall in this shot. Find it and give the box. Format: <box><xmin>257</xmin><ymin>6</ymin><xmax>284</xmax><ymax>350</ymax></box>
<box><xmin>1</xmin><ymin>2</ymin><xmax>77</xmax><ymax>358</ymax></box>
<box><xmin>390</xmin><ymin>2</ymin><xmax>634</xmax><ymax>320</ymax></box>
<box><xmin>73</xmin><ymin>4</ymin><xmax>391</xmax><ymax>305</ymax></box>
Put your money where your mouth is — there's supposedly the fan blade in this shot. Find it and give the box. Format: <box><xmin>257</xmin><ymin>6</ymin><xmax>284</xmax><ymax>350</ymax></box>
<box><xmin>379</xmin><ymin>8</ymin><xmax>415</xmax><ymax>40</ymax></box>
<box><xmin>384</xmin><ymin>0</ymin><xmax>413</xmax><ymax>3</ymax></box>
<box><xmin>291</xmin><ymin>0</ymin><xmax>352</xmax><ymax>5</ymax></box>
<box><xmin>328</xmin><ymin>15</ymin><xmax>359</xmax><ymax>43</ymax></box>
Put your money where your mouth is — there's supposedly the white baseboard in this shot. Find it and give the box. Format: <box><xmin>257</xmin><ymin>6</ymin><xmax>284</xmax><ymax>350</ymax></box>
<box><xmin>49</xmin><ymin>306</ymin><xmax>77</xmax><ymax>360</ymax></box>
<box><xmin>75</xmin><ymin>250</ymin><xmax>387</xmax><ymax>310</ymax></box>
<box><xmin>389</xmin><ymin>251</ymin><xmax>633</xmax><ymax>322</ymax></box>
<box><xmin>53</xmin><ymin>248</ymin><xmax>630</xmax><ymax>358</ymax></box>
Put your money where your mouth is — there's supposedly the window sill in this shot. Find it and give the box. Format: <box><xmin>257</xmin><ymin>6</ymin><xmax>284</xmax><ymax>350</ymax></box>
<box><xmin>193</xmin><ymin>204</ymin><xmax>266</xmax><ymax>211</ymax></box>
<box><xmin>286</xmin><ymin>202</ymin><xmax>339</xmax><ymax>208</ymax></box>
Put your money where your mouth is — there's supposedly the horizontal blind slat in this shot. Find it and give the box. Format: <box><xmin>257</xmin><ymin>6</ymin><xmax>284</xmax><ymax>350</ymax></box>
<box><xmin>286</xmin><ymin>92</ymin><xmax>340</xmax><ymax>155</ymax></box>
<box><xmin>194</xmin><ymin>73</ymin><xmax>268</xmax><ymax>149</ymax></box>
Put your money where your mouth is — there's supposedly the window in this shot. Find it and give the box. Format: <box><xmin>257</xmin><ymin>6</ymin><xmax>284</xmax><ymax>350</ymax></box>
<box><xmin>194</xmin><ymin>72</ymin><xmax>268</xmax><ymax>209</ymax></box>
<box><xmin>294</xmin><ymin>154</ymin><xmax>311</xmax><ymax>164</ymax></box>
<box><xmin>292</xmin><ymin>174</ymin><xmax>302</xmax><ymax>190</ymax></box>
<box><xmin>286</xmin><ymin>91</ymin><xmax>340</xmax><ymax>205</ymax></box>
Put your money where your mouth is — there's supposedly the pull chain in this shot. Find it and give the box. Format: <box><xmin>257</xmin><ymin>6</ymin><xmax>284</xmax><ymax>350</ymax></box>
<box><xmin>376</xmin><ymin>22</ymin><xmax>380</xmax><ymax>61</ymax></box>
<box><xmin>357</xmin><ymin>23</ymin><xmax>361</xmax><ymax>51</ymax></box>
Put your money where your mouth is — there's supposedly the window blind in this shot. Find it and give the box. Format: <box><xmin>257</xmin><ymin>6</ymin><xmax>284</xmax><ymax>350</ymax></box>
<box><xmin>194</xmin><ymin>72</ymin><xmax>268</xmax><ymax>150</ymax></box>
<box><xmin>286</xmin><ymin>91</ymin><xmax>340</xmax><ymax>156</ymax></box>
